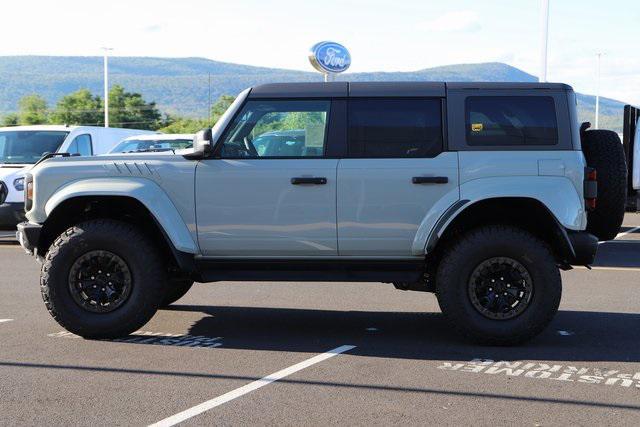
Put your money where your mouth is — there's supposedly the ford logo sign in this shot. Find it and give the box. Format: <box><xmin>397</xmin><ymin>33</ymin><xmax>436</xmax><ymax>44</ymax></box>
<box><xmin>308</xmin><ymin>41</ymin><xmax>351</xmax><ymax>74</ymax></box>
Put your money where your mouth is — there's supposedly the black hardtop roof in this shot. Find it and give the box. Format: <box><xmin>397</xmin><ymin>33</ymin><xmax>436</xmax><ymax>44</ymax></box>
<box><xmin>248</xmin><ymin>81</ymin><xmax>572</xmax><ymax>98</ymax></box>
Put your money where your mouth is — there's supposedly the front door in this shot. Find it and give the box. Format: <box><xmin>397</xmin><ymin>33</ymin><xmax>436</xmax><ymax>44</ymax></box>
<box><xmin>196</xmin><ymin>99</ymin><xmax>338</xmax><ymax>257</ymax></box>
<box><xmin>337</xmin><ymin>98</ymin><xmax>459</xmax><ymax>256</ymax></box>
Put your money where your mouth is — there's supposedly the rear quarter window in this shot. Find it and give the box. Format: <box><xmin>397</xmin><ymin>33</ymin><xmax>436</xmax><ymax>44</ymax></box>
<box><xmin>465</xmin><ymin>96</ymin><xmax>558</xmax><ymax>146</ymax></box>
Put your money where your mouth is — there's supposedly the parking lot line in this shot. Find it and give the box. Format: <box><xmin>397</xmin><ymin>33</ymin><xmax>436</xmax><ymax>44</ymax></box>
<box><xmin>149</xmin><ymin>344</ymin><xmax>356</xmax><ymax>427</ymax></box>
<box><xmin>0</xmin><ymin>319</ymin><xmax>13</xmax><ymax>324</ymax></box>
<box><xmin>574</xmin><ymin>266</ymin><xmax>640</xmax><ymax>272</ymax></box>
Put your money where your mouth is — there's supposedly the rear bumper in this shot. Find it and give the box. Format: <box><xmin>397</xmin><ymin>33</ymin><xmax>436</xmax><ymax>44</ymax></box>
<box><xmin>0</xmin><ymin>203</ymin><xmax>25</xmax><ymax>230</ymax></box>
<box><xmin>566</xmin><ymin>230</ymin><xmax>598</xmax><ymax>265</ymax></box>
<box><xmin>16</xmin><ymin>221</ymin><xmax>41</xmax><ymax>255</ymax></box>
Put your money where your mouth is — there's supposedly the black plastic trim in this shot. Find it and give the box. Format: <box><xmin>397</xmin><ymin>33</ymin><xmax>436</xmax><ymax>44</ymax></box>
<box><xmin>194</xmin><ymin>258</ymin><xmax>425</xmax><ymax>283</ymax></box>
<box><xmin>426</xmin><ymin>199</ymin><xmax>470</xmax><ymax>252</ymax></box>
<box><xmin>412</xmin><ymin>176</ymin><xmax>448</xmax><ymax>184</ymax></box>
<box><xmin>16</xmin><ymin>221</ymin><xmax>41</xmax><ymax>252</ymax></box>
<box><xmin>291</xmin><ymin>177</ymin><xmax>327</xmax><ymax>185</ymax></box>
<box><xmin>566</xmin><ymin>230</ymin><xmax>598</xmax><ymax>265</ymax></box>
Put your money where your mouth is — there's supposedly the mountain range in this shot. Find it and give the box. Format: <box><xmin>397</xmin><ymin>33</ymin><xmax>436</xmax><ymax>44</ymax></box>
<box><xmin>0</xmin><ymin>56</ymin><xmax>626</xmax><ymax>131</ymax></box>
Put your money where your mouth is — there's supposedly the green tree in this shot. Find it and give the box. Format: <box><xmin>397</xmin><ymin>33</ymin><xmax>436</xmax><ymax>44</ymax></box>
<box><xmin>18</xmin><ymin>94</ymin><xmax>48</xmax><ymax>125</ymax></box>
<box><xmin>50</xmin><ymin>89</ymin><xmax>103</xmax><ymax>126</ymax></box>
<box><xmin>108</xmin><ymin>85</ymin><xmax>161</xmax><ymax>130</ymax></box>
<box><xmin>211</xmin><ymin>95</ymin><xmax>235</xmax><ymax>124</ymax></box>
<box><xmin>159</xmin><ymin>117</ymin><xmax>209</xmax><ymax>134</ymax></box>
<box><xmin>1</xmin><ymin>113</ymin><xmax>19</xmax><ymax>126</ymax></box>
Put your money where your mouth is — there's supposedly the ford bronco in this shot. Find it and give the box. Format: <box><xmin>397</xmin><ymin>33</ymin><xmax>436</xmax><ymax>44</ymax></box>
<box><xmin>16</xmin><ymin>82</ymin><xmax>627</xmax><ymax>345</ymax></box>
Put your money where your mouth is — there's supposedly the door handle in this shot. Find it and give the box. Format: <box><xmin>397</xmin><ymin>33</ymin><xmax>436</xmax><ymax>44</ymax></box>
<box><xmin>291</xmin><ymin>177</ymin><xmax>327</xmax><ymax>185</ymax></box>
<box><xmin>412</xmin><ymin>176</ymin><xmax>448</xmax><ymax>184</ymax></box>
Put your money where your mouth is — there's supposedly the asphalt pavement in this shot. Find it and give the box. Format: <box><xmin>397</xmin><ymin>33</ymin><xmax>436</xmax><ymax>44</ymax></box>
<box><xmin>1</xmin><ymin>216</ymin><xmax>639</xmax><ymax>426</ymax></box>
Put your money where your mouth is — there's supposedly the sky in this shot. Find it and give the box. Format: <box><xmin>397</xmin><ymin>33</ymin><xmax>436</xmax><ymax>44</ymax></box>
<box><xmin>1</xmin><ymin>0</ymin><xmax>639</xmax><ymax>104</ymax></box>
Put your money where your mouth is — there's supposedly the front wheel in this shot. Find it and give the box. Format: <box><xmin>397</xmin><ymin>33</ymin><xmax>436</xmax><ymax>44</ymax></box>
<box><xmin>436</xmin><ymin>225</ymin><xmax>561</xmax><ymax>345</ymax></box>
<box><xmin>40</xmin><ymin>219</ymin><xmax>167</xmax><ymax>339</ymax></box>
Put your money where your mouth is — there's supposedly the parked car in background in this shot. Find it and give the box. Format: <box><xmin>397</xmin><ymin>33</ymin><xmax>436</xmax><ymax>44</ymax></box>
<box><xmin>0</xmin><ymin>125</ymin><xmax>156</xmax><ymax>229</ymax></box>
<box><xmin>108</xmin><ymin>134</ymin><xmax>193</xmax><ymax>154</ymax></box>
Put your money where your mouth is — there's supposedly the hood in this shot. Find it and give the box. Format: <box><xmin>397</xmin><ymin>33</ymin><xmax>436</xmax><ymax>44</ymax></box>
<box><xmin>0</xmin><ymin>165</ymin><xmax>27</xmax><ymax>182</ymax></box>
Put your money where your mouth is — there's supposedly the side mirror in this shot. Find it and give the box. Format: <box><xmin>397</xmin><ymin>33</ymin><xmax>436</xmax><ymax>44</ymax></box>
<box><xmin>183</xmin><ymin>128</ymin><xmax>213</xmax><ymax>160</ymax></box>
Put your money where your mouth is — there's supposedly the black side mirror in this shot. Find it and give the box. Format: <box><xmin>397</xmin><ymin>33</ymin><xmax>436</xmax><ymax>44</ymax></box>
<box><xmin>183</xmin><ymin>128</ymin><xmax>213</xmax><ymax>160</ymax></box>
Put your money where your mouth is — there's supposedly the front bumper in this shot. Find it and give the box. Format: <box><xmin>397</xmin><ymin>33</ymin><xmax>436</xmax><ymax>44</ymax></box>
<box><xmin>566</xmin><ymin>230</ymin><xmax>598</xmax><ymax>265</ymax></box>
<box><xmin>16</xmin><ymin>221</ymin><xmax>42</xmax><ymax>255</ymax></box>
<box><xmin>0</xmin><ymin>203</ymin><xmax>26</xmax><ymax>230</ymax></box>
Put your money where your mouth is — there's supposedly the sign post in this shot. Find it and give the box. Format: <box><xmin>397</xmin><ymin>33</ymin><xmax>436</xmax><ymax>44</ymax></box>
<box><xmin>308</xmin><ymin>41</ymin><xmax>351</xmax><ymax>81</ymax></box>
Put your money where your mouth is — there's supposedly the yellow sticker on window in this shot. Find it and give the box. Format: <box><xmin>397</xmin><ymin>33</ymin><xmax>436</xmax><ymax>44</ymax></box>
<box><xmin>471</xmin><ymin>123</ymin><xmax>483</xmax><ymax>132</ymax></box>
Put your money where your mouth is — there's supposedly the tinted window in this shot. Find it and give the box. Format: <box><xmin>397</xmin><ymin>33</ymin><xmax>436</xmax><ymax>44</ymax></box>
<box><xmin>466</xmin><ymin>96</ymin><xmax>558</xmax><ymax>146</ymax></box>
<box><xmin>348</xmin><ymin>99</ymin><xmax>443</xmax><ymax>158</ymax></box>
<box><xmin>68</xmin><ymin>134</ymin><xmax>92</xmax><ymax>156</ymax></box>
<box><xmin>220</xmin><ymin>100</ymin><xmax>330</xmax><ymax>158</ymax></box>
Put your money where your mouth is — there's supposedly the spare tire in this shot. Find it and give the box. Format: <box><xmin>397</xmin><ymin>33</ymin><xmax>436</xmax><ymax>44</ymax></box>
<box><xmin>581</xmin><ymin>129</ymin><xmax>627</xmax><ymax>241</ymax></box>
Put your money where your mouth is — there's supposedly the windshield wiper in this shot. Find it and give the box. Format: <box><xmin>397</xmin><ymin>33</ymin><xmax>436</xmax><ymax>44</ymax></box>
<box><xmin>33</xmin><ymin>152</ymin><xmax>76</xmax><ymax>167</ymax></box>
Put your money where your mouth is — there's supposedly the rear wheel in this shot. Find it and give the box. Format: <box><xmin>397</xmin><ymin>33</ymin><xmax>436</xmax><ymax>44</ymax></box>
<box><xmin>436</xmin><ymin>225</ymin><xmax>561</xmax><ymax>345</ymax></box>
<box><xmin>581</xmin><ymin>129</ymin><xmax>627</xmax><ymax>240</ymax></box>
<box><xmin>40</xmin><ymin>219</ymin><xmax>166</xmax><ymax>339</ymax></box>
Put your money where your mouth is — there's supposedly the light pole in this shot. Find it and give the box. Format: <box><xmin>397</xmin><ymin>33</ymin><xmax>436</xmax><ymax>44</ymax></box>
<box><xmin>595</xmin><ymin>52</ymin><xmax>602</xmax><ymax>129</ymax></box>
<box><xmin>539</xmin><ymin>0</ymin><xmax>550</xmax><ymax>82</ymax></box>
<box><xmin>101</xmin><ymin>47</ymin><xmax>113</xmax><ymax>127</ymax></box>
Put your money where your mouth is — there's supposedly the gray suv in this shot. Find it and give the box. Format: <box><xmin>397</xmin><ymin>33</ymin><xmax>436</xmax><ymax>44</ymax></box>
<box><xmin>17</xmin><ymin>82</ymin><xmax>627</xmax><ymax>345</ymax></box>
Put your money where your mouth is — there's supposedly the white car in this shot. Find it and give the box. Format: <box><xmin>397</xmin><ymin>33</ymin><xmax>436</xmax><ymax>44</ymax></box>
<box><xmin>108</xmin><ymin>134</ymin><xmax>194</xmax><ymax>155</ymax></box>
<box><xmin>0</xmin><ymin>125</ymin><xmax>156</xmax><ymax>228</ymax></box>
<box><xmin>18</xmin><ymin>82</ymin><xmax>625</xmax><ymax>345</ymax></box>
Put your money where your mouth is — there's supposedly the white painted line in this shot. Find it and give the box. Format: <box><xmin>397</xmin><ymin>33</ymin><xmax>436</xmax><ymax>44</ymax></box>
<box><xmin>573</xmin><ymin>265</ymin><xmax>640</xmax><ymax>272</ymax></box>
<box><xmin>149</xmin><ymin>344</ymin><xmax>356</xmax><ymax>427</ymax></box>
<box><xmin>365</xmin><ymin>327</ymin><xmax>379</xmax><ymax>332</ymax></box>
<box><xmin>0</xmin><ymin>319</ymin><xmax>13</xmax><ymax>324</ymax></box>
<box><xmin>557</xmin><ymin>330</ymin><xmax>574</xmax><ymax>336</ymax></box>
<box><xmin>599</xmin><ymin>240</ymin><xmax>640</xmax><ymax>244</ymax></box>
<box><xmin>616</xmin><ymin>225</ymin><xmax>640</xmax><ymax>239</ymax></box>
<box><xmin>599</xmin><ymin>225</ymin><xmax>640</xmax><ymax>245</ymax></box>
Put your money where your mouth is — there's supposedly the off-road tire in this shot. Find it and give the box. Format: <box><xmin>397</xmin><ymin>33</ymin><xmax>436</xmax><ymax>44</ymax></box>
<box><xmin>161</xmin><ymin>279</ymin><xmax>194</xmax><ymax>307</ymax></box>
<box><xmin>581</xmin><ymin>129</ymin><xmax>627</xmax><ymax>241</ymax></box>
<box><xmin>436</xmin><ymin>225</ymin><xmax>561</xmax><ymax>346</ymax></box>
<box><xmin>40</xmin><ymin>219</ymin><xmax>167</xmax><ymax>339</ymax></box>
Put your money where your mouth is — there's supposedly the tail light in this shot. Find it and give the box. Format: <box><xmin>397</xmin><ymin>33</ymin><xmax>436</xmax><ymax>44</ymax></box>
<box><xmin>584</xmin><ymin>167</ymin><xmax>597</xmax><ymax>211</ymax></box>
<box><xmin>24</xmin><ymin>175</ymin><xmax>33</xmax><ymax>211</ymax></box>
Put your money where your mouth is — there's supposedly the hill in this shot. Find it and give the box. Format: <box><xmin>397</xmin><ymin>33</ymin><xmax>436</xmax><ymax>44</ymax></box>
<box><xmin>0</xmin><ymin>56</ymin><xmax>625</xmax><ymax>131</ymax></box>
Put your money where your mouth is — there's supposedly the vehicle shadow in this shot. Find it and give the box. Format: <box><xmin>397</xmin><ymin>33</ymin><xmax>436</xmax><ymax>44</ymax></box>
<box><xmin>164</xmin><ymin>304</ymin><xmax>640</xmax><ymax>363</ymax></box>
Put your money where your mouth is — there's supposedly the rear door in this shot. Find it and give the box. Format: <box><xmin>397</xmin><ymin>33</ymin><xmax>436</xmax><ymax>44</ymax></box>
<box><xmin>196</xmin><ymin>98</ymin><xmax>340</xmax><ymax>256</ymax></box>
<box><xmin>337</xmin><ymin>97</ymin><xmax>459</xmax><ymax>256</ymax></box>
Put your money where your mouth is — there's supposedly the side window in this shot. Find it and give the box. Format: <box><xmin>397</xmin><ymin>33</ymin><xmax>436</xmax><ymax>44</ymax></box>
<box><xmin>348</xmin><ymin>98</ymin><xmax>443</xmax><ymax>158</ymax></box>
<box><xmin>220</xmin><ymin>100</ymin><xmax>330</xmax><ymax>158</ymax></box>
<box><xmin>466</xmin><ymin>96</ymin><xmax>558</xmax><ymax>146</ymax></box>
<box><xmin>67</xmin><ymin>134</ymin><xmax>93</xmax><ymax>156</ymax></box>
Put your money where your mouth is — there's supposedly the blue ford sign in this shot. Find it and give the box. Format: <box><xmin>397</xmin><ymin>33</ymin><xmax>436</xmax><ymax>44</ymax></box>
<box><xmin>309</xmin><ymin>41</ymin><xmax>351</xmax><ymax>74</ymax></box>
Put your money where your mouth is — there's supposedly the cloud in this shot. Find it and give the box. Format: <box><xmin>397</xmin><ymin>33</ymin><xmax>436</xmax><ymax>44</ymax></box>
<box><xmin>422</xmin><ymin>10</ymin><xmax>481</xmax><ymax>33</ymax></box>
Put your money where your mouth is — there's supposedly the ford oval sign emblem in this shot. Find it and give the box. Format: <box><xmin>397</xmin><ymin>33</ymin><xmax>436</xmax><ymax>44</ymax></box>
<box><xmin>309</xmin><ymin>41</ymin><xmax>351</xmax><ymax>74</ymax></box>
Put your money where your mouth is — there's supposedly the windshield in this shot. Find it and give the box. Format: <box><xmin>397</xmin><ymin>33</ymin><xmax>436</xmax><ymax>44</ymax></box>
<box><xmin>110</xmin><ymin>138</ymin><xmax>193</xmax><ymax>153</ymax></box>
<box><xmin>0</xmin><ymin>131</ymin><xmax>69</xmax><ymax>164</ymax></box>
